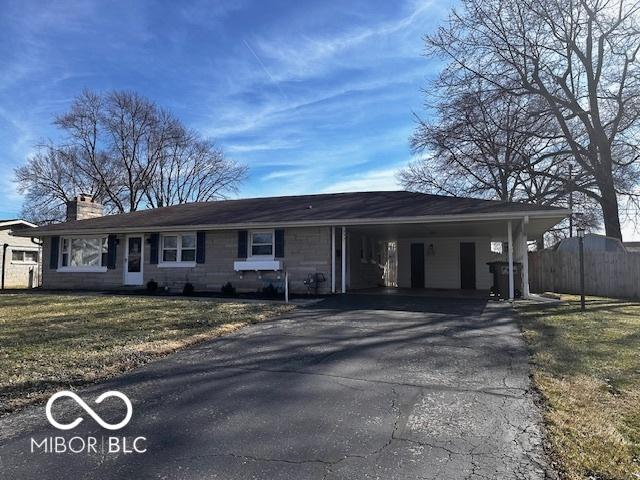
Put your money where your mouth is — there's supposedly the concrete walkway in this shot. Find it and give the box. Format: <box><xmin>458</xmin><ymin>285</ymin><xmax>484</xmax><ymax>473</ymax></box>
<box><xmin>0</xmin><ymin>295</ymin><xmax>553</xmax><ymax>479</ymax></box>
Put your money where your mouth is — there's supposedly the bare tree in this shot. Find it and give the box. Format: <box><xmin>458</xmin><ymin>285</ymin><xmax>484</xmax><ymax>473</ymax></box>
<box><xmin>400</xmin><ymin>86</ymin><xmax>569</xmax><ymax>203</ymax></box>
<box><xmin>15</xmin><ymin>89</ymin><xmax>246</xmax><ymax>222</ymax></box>
<box><xmin>425</xmin><ymin>0</ymin><xmax>640</xmax><ymax>239</ymax></box>
<box><xmin>102</xmin><ymin>90</ymin><xmax>160</xmax><ymax>212</ymax></box>
<box><xmin>53</xmin><ymin>90</ymin><xmax>120</xmax><ymax>211</ymax></box>
<box><xmin>14</xmin><ymin>144</ymin><xmax>105</xmax><ymax>224</ymax></box>
<box><xmin>14</xmin><ymin>149</ymin><xmax>70</xmax><ymax>224</ymax></box>
<box><xmin>400</xmin><ymin>80</ymin><xmax>604</xmax><ymax>246</ymax></box>
<box><xmin>144</xmin><ymin>126</ymin><xmax>247</xmax><ymax>208</ymax></box>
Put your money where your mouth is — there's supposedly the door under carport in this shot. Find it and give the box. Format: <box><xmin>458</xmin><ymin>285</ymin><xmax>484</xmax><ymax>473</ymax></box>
<box><xmin>410</xmin><ymin>243</ymin><xmax>425</xmax><ymax>288</ymax></box>
<box><xmin>460</xmin><ymin>242</ymin><xmax>476</xmax><ymax>290</ymax></box>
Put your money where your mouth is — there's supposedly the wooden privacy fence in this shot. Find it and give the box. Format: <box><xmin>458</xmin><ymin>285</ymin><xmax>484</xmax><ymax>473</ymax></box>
<box><xmin>528</xmin><ymin>250</ymin><xmax>640</xmax><ymax>299</ymax></box>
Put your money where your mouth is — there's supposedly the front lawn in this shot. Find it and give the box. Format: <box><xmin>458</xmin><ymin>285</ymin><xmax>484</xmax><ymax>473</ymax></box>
<box><xmin>516</xmin><ymin>296</ymin><xmax>640</xmax><ymax>480</ymax></box>
<box><xmin>0</xmin><ymin>293</ymin><xmax>292</xmax><ymax>415</ymax></box>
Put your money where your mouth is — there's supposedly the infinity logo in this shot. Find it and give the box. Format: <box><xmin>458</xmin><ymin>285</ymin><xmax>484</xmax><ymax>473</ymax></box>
<box><xmin>45</xmin><ymin>391</ymin><xmax>133</xmax><ymax>431</ymax></box>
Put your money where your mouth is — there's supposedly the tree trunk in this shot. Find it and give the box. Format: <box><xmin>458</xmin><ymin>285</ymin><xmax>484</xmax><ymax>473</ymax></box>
<box><xmin>593</xmin><ymin>160</ymin><xmax>622</xmax><ymax>239</ymax></box>
<box><xmin>592</xmin><ymin>133</ymin><xmax>623</xmax><ymax>240</ymax></box>
<box><xmin>599</xmin><ymin>185</ymin><xmax>622</xmax><ymax>240</ymax></box>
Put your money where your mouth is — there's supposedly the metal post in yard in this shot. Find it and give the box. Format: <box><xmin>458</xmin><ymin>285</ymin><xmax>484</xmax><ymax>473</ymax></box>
<box><xmin>568</xmin><ymin>164</ymin><xmax>574</xmax><ymax>237</ymax></box>
<box><xmin>285</xmin><ymin>271</ymin><xmax>289</xmax><ymax>304</ymax></box>
<box><xmin>577</xmin><ymin>227</ymin><xmax>585</xmax><ymax>311</ymax></box>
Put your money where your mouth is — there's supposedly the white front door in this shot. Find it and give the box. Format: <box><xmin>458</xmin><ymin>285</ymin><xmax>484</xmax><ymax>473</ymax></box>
<box><xmin>124</xmin><ymin>235</ymin><xmax>144</xmax><ymax>285</ymax></box>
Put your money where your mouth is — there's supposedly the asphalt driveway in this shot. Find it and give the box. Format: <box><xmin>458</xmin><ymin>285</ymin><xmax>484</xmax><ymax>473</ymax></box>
<box><xmin>0</xmin><ymin>295</ymin><xmax>552</xmax><ymax>479</ymax></box>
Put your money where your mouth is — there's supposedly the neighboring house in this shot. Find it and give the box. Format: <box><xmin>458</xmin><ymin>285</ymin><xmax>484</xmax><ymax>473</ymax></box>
<box><xmin>556</xmin><ymin>233</ymin><xmax>627</xmax><ymax>253</ymax></box>
<box><xmin>1</xmin><ymin>219</ymin><xmax>41</xmax><ymax>289</ymax></box>
<box><xmin>14</xmin><ymin>192</ymin><xmax>569</xmax><ymax>298</ymax></box>
<box><xmin>624</xmin><ymin>242</ymin><xmax>640</xmax><ymax>253</ymax></box>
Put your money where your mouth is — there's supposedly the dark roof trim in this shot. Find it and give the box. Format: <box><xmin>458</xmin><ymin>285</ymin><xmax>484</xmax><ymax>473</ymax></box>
<box><xmin>14</xmin><ymin>209</ymin><xmax>570</xmax><ymax>237</ymax></box>
<box><xmin>14</xmin><ymin>191</ymin><xmax>570</xmax><ymax>237</ymax></box>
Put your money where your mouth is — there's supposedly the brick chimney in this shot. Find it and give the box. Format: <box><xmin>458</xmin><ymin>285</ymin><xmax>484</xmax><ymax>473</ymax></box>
<box><xmin>66</xmin><ymin>194</ymin><xmax>103</xmax><ymax>222</ymax></box>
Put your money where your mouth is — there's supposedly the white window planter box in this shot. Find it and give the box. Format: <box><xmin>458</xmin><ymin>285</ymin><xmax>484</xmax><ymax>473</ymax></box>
<box><xmin>234</xmin><ymin>260</ymin><xmax>283</xmax><ymax>271</ymax></box>
<box><xmin>57</xmin><ymin>266</ymin><xmax>108</xmax><ymax>273</ymax></box>
<box><xmin>157</xmin><ymin>262</ymin><xmax>196</xmax><ymax>269</ymax></box>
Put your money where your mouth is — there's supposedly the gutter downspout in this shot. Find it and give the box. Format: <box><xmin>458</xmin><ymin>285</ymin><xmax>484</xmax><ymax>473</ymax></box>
<box><xmin>1</xmin><ymin>243</ymin><xmax>8</xmax><ymax>290</ymax></box>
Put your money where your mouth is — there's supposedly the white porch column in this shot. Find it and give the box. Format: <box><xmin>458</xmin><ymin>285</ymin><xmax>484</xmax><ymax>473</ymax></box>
<box><xmin>331</xmin><ymin>226</ymin><xmax>336</xmax><ymax>293</ymax></box>
<box><xmin>341</xmin><ymin>226</ymin><xmax>347</xmax><ymax>293</ymax></box>
<box><xmin>507</xmin><ymin>220</ymin><xmax>514</xmax><ymax>301</ymax></box>
<box><xmin>521</xmin><ymin>216</ymin><xmax>530</xmax><ymax>299</ymax></box>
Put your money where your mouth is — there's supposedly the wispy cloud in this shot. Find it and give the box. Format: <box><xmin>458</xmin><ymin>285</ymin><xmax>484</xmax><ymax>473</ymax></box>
<box><xmin>201</xmin><ymin>65</ymin><xmax>426</xmax><ymax>139</ymax></box>
<box><xmin>226</xmin><ymin>139</ymin><xmax>301</xmax><ymax>154</ymax></box>
<box><xmin>250</xmin><ymin>0</ymin><xmax>436</xmax><ymax>81</ymax></box>
<box><xmin>260</xmin><ymin>169</ymin><xmax>306</xmax><ymax>182</ymax></box>
<box><xmin>321</xmin><ymin>166</ymin><xmax>403</xmax><ymax>193</ymax></box>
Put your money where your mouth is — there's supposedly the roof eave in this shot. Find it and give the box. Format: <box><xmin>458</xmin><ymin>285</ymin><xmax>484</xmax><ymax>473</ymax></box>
<box><xmin>1</xmin><ymin>219</ymin><xmax>37</xmax><ymax>229</ymax></box>
<box><xmin>13</xmin><ymin>209</ymin><xmax>571</xmax><ymax>237</ymax></box>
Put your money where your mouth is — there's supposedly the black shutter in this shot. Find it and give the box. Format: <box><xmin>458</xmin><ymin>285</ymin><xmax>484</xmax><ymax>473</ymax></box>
<box><xmin>274</xmin><ymin>229</ymin><xmax>285</xmax><ymax>258</ymax></box>
<box><xmin>106</xmin><ymin>234</ymin><xmax>118</xmax><ymax>269</ymax></box>
<box><xmin>149</xmin><ymin>233</ymin><xmax>159</xmax><ymax>264</ymax></box>
<box><xmin>196</xmin><ymin>231</ymin><xmax>206</xmax><ymax>264</ymax></box>
<box><xmin>238</xmin><ymin>230</ymin><xmax>248</xmax><ymax>258</ymax></box>
<box><xmin>49</xmin><ymin>236</ymin><xmax>60</xmax><ymax>269</ymax></box>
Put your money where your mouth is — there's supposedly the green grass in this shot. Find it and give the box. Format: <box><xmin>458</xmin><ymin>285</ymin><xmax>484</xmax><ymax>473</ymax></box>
<box><xmin>516</xmin><ymin>296</ymin><xmax>640</xmax><ymax>480</ymax></box>
<box><xmin>0</xmin><ymin>293</ymin><xmax>293</xmax><ymax>415</ymax></box>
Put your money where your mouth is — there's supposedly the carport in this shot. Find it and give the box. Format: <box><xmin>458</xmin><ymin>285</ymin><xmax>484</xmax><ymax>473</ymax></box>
<box><xmin>328</xmin><ymin>213</ymin><xmax>566</xmax><ymax>300</ymax></box>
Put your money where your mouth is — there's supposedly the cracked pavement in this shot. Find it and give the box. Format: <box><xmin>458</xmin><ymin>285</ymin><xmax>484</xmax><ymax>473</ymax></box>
<box><xmin>0</xmin><ymin>294</ymin><xmax>555</xmax><ymax>479</ymax></box>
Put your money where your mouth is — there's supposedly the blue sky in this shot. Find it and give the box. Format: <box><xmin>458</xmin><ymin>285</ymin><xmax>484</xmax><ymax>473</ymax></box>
<box><xmin>0</xmin><ymin>0</ymin><xmax>451</xmax><ymax>219</ymax></box>
<box><xmin>2</xmin><ymin>0</ymin><xmax>637</xmax><ymax>239</ymax></box>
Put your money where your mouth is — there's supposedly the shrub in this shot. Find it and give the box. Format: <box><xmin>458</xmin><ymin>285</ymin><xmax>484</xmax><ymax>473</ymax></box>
<box><xmin>221</xmin><ymin>282</ymin><xmax>236</xmax><ymax>296</ymax></box>
<box><xmin>182</xmin><ymin>282</ymin><xmax>195</xmax><ymax>296</ymax></box>
<box><xmin>146</xmin><ymin>279</ymin><xmax>158</xmax><ymax>293</ymax></box>
<box><xmin>262</xmin><ymin>283</ymin><xmax>279</xmax><ymax>299</ymax></box>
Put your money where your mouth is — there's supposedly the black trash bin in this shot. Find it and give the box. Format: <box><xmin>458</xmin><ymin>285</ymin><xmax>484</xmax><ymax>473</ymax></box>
<box><xmin>487</xmin><ymin>261</ymin><xmax>522</xmax><ymax>299</ymax></box>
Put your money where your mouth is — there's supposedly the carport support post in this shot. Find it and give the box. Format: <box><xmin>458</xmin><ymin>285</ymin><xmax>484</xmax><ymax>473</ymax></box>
<box><xmin>521</xmin><ymin>217</ymin><xmax>530</xmax><ymax>299</ymax></box>
<box><xmin>341</xmin><ymin>227</ymin><xmax>347</xmax><ymax>293</ymax></box>
<box><xmin>331</xmin><ymin>226</ymin><xmax>336</xmax><ymax>293</ymax></box>
<box><xmin>507</xmin><ymin>221</ymin><xmax>514</xmax><ymax>301</ymax></box>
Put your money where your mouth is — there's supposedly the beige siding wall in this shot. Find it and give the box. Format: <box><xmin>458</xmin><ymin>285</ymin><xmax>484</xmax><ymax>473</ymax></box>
<box><xmin>1</xmin><ymin>226</ymin><xmax>41</xmax><ymax>288</ymax></box>
<box><xmin>41</xmin><ymin>226</ymin><xmax>333</xmax><ymax>294</ymax></box>
<box><xmin>283</xmin><ymin>226</ymin><xmax>332</xmax><ymax>293</ymax></box>
<box><xmin>397</xmin><ymin>237</ymin><xmax>501</xmax><ymax>290</ymax></box>
<box><xmin>40</xmin><ymin>230</ymin><xmax>512</xmax><ymax>293</ymax></box>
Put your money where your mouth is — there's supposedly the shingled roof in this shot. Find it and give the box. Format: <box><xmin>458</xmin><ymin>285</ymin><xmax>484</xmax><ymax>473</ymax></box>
<box><xmin>21</xmin><ymin>191</ymin><xmax>569</xmax><ymax>235</ymax></box>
